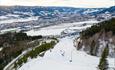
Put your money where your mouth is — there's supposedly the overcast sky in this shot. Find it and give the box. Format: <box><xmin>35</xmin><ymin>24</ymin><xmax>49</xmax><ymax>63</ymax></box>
<box><xmin>0</xmin><ymin>0</ymin><xmax>115</xmax><ymax>8</ymax></box>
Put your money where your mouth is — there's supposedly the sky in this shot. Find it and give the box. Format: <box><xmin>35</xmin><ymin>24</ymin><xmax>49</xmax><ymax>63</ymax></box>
<box><xmin>0</xmin><ymin>0</ymin><xmax>115</xmax><ymax>8</ymax></box>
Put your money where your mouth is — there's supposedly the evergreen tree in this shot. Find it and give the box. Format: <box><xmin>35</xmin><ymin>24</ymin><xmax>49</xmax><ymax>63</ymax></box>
<box><xmin>90</xmin><ymin>40</ymin><xmax>95</xmax><ymax>55</ymax></box>
<box><xmin>98</xmin><ymin>44</ymin><xmax>109</xmax><ymax>70</ymax></box>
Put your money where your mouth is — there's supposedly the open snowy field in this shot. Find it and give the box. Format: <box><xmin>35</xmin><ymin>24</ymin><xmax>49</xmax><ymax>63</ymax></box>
<box><xmin>26</xmin><ymin>20</ymin><xmax>98</xmax><ymax>36</ymax></box>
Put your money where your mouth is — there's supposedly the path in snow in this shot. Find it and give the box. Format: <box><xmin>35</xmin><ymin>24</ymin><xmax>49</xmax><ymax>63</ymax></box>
<box><xmin>19</xmin><ymin>37</ymin><xmax>100</xmax><ymax>70</ymax></box>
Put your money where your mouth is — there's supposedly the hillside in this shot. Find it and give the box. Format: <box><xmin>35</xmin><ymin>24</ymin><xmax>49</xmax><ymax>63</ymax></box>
<box><xmin>0</xmin><ymin>32</ymin><xmax>42</xmax><ymax>70</ymax></box>
<box><xmin>0</xmin><ymin>6</ymin><xmax>115</xmax><ymax>30</ymax></box>
<box><xmin>75</xmin><ymin>18</ymin><xmax>115</xmax><ymax>57</ymax></box>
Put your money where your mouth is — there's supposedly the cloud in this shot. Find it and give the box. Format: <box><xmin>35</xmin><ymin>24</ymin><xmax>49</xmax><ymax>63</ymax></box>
<box><xmin>0</xmin><ymin>0</ymin><xmax>114</xmax><ymax>8</ymax></box>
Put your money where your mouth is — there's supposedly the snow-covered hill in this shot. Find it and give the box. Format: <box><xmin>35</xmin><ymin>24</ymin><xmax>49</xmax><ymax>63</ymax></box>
<box><xmin>19</xmin><ymin>36</ymin><xmax>114</xmax><ymax>70</ymax></box>
<box><xmin>18</xmin><ymin>20</ymin><xmax>115</xmax><ymax>70</ymax></box>
<box><xmin>19</xmin><ymin>37</ymin><xmax>100</xmax><ymax>70</ymax></box>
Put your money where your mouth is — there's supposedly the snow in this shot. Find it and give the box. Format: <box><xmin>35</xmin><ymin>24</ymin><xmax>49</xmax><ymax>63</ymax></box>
<box><xmin>0</xmin><ymin>28</ymin><xmax>21</xmax><ymax>33</ymax></box>
<box><xmin>26</xmin><ymin>20</ymin><xmax>98</xmax><ymax>36</ymax></box>
<box><xmin>0</xmin><ymin>14</ymin><xmax>20</xmax><ymax>20</ymax></box>
<box><xmin>26</xmin><ymin>28</ymin><xmax>65</xmax><ymax>36</ymax></box>
<box><xmin>0</xmin><ymin>47</ymin><xmax>3</xmax><ymax>51</ymax></box>
<box><xmin>0</xmin><ymin>16</ymin><xmax>8</xmax><ymax>20</ymax></box>
<box><xmin>14</xmin><ymin>11</ymin><xmax>34</xmax><ymax>16</ymax></box>
<box><xmin>108</xmin><ymin>58</ymin><xmax>115</xmax><ymax>70</ymax></box>
<box><xmin>0</xmin><ymin>16</ymin><xmax>38</xmax><ymax>24</ymax></box>
<box><xmin>83</xmin><ymin>9</ymin><xmax>100</xmax><ymax>14</ymax></box>
<box><xmin>5</xmin><ymin>14</ymin><xmax>20</xmax><ymax>17</ymax></box>
<box><xmin>19</xmin><ymin>37</ymin><xmax>100</xmax><ymax>70</ymax></box>
<box><xmin>18</xmin><ymin>20</ymin><xmax>114</xmax><ymax>70</ymax></box>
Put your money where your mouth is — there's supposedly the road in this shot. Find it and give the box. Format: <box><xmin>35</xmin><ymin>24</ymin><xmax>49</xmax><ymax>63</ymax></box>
<box><xmin>3</xmin><ymin>37</ymin><xmax>56</xmax><ymax>70</ymax></box>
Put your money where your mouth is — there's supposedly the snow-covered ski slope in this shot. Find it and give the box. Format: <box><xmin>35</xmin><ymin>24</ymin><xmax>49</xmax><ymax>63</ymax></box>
<box><xmin>19</xmin><ymin>37</ymin><xmax>100</xmax><ymax>70</ymax></box>
<box><xmin>19</xmin><ymin>20</ymin><xmax>114</xmax><ymax>70</ymax></box>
